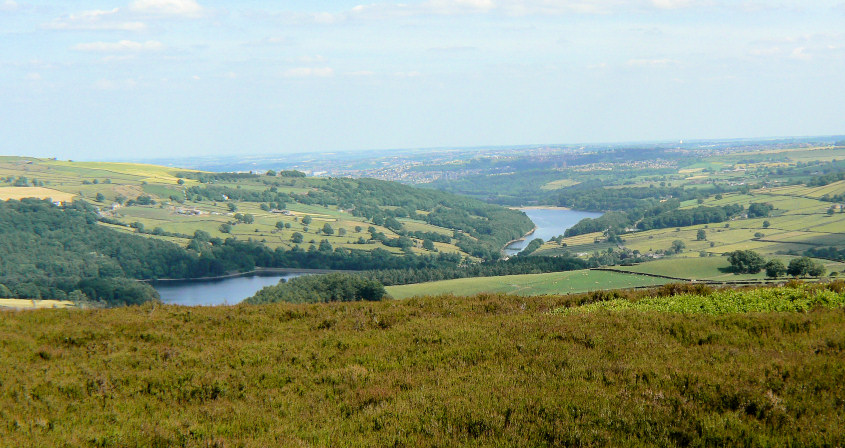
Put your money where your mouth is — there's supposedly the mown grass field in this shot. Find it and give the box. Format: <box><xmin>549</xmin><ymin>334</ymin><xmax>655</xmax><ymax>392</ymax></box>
<box><xmin>386</xmin><ymin>269</ymin><xmax>671</xmax><ymax>299</ymax></box>
<box><xmin>1</xmin><ymin>289</ymin><xmax>843</xmax><ymax>446</ymax></box>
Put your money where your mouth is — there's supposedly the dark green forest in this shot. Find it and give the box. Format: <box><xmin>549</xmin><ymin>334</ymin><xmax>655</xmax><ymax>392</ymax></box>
<box><xmin>245</xmin><ymin>273</ymin><xmax>386</xmax><ymax>304</ymax></box>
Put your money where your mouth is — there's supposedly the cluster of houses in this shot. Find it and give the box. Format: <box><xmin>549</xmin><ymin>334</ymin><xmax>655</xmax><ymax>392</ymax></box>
<box><xmin>175</xmin><ymin>208</ymin><xmax>203</xmax><ymax>216</ymax></box>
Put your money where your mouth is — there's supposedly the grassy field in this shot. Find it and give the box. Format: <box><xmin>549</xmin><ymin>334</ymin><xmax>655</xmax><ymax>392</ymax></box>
<box><xmin>0</xmin><ymin>299</ymin><xmax>75</xmax><ymax>310</ymax></box>
<box><xmin>0</xmin><ymin>187</ymin><xmax>76</xmax><ymax>202</ymax></box>
<box><xmin>540</xmin><ymin>178</ymin><xmax>580</xmax><ymax>190</ymax></box>
<box><xmin>386</xmin><ymin>269</ymin><xmax>671</xmax><ymax>299</ymax></box>
<box><xmin>613</xmin><ymin>257</ymin><xmax>845</xmax><ymax>281</ymax></box>
<box><xmin>1</xmin><ymin>289</ymin><xmax>843</xmax><ymax>446</ymax></box>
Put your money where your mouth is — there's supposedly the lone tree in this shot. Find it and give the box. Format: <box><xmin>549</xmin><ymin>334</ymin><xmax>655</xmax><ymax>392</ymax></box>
<box><xmin>696</xmin><ymin>229</ymin><xmax>707</xmax><ymax>241</ymax></box>
<box><xmin>671</xmin><ymin>240</ymin><xmax>685</xmax><ymax>254</ymax></box>
<box><xmin>322</xmin><ymin>223</ymin><xmax>334</xmax><ymax>235</ymax></box>
<box><xmin>301</xmin><ymin>215</ymin><xmax>312</xmax><ymax>225</ymax></box>
<box><xmin>422</xmin><ymin>239</ymin><xmax>436</xmax><ymax>251</ymax></box>
<box><xmin>764</xmin><ymin>259</ymin><xmax>787</xmax><ymax>278</ymax></box>
<box><xmin>787</xmin><ymin>257</ymin><xmax>826</xmax><ymax>277</ymax></box>
<box><xmin>747</xmin><ymin>202</ymin><xmax>774</xmax><ymax>218</ymax></box>
<box><xmin>727</xmin><ymin>250</ymin><xmax>766</xmax><ymax>274</ymax></box>
<box><xmin>291</xmin><ymin>232</ymin><xmax>304</xmax><ymax>244</ymax></box>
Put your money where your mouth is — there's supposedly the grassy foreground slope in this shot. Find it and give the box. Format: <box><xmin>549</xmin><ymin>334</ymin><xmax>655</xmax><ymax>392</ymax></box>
<box><xmin>2</xmin><ymin>290</ymin><xmax>843</xmax><ymax>446</ymax></box>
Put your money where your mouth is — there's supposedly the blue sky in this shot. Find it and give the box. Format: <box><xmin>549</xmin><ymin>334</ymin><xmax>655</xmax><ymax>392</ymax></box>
<box><xmin>1</xmin><ymin>0</ymin><xmax>844</xmax><ymax>159</ymax></box>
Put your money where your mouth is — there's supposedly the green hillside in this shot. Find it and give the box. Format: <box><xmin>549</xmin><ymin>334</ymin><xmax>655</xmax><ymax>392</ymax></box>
<box><xmin>0</xmin><ymin>157</ymin><xmax>532</xmax><ymax>261</ymax></box>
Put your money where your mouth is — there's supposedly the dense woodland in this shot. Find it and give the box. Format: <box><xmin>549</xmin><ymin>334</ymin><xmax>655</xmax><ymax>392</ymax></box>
<box><xmin>246</xmin><ymin>273</ymin><xmax>386</xmax><ymax>304</ymax></box>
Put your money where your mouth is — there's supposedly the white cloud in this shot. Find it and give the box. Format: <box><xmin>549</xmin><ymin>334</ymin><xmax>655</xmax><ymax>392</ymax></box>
<box><xmin>300</xmin><ymin>55</ymin><xmax>327</xmax><ymax>63</ymax></box>
<box><xmin>626</xmin><ymin>58</ymin><xmax>676</xmax><ymax>67</ymax></box>
<box><xmin>748</xmin><ymin>47</ymin><xmax>783</xmax><ymax>57</ymax></box>
<box><xmin>347</xmin><ymin>70</ymin><xmax>376</xmax><ymax>76</ymax></box>
<box><xmin>790</xmin><ymin>47</ymin><xmax>811</xmax><ymax>61</ymax></box>
<box><xmin>288</xmin><ymin>0</ymin><xmax>712</xmax><ymax>22</ymax></box>
<box><xmin>25</xmin><ymin>72</ymin><xmax>41</xmax><ymax>81</ymax></box>
<box><xmin>242</xmin><ymin>36</ymin><xmax>287</xmax><ymax>47</ymax></box>
<box><xmin>649</xmin><ymin>0</ymin><xmax>697</xmax><ymax>9</ymax></box>
<box><xmin>749</xmin><ymin>33</ymin><xmax>845</xmax><ymax>61</ymax></box>
<box><xmin>283</xmin><ymin>67</ymin><xmax>335</xmax><ymax>78</ymax></box>
<box><xmin>1</xmin><ymin>0</ymin><xmax>19</xmax><ymax>12</ymax></box>
<box><xmin>45</xmin><ymin>8</ymin><xmax>147</xmax><ymax>31</ymax></box>
<box><xmin>422</xmin><ymin>0</ymin><xmax>496</xmax><ymax>14</ymax></box>
<box><xmin>72</xmin><ymin>40</ymin><xmax>164</xmax><ymax>52</ymax></box>
<box><xmin>94</xmin><ymin>78</ymin><xmax>138</xmax><ymax>90</ymax></box>
<box><xmin>130</xmin><ymin>0</ymin><xmax>203</xmax><ymax>17</ymax></box>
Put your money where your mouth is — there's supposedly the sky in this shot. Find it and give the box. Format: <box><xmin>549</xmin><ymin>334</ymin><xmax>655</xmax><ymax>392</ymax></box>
<box><xmin>1</xmin><ymin>0</ymin><xmax>844</xmax><ymax>160</ymax></box>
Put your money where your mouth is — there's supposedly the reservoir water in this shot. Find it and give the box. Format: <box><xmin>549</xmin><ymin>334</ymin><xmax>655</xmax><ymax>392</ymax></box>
<box><xmin>154</xmin><ymin>273</ymin><xmax>304</xmax><ymax>306</ymax></box>
<box><xmin>154</xmin><ymin>208</ymin><xmax>600</xmax><ymax>306</ymax></box>
<box><xmin>504</xmin><ymin>208</ymin><xmax>602</xmax><ymax>256</ymax></box>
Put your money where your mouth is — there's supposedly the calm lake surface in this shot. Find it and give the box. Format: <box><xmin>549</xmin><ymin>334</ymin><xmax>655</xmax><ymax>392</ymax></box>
<box><xmin>504</xmin><ymin>208</ymin><xmax>602</xmax><ymax>256</ymax></box>
<box><xmin>154</xmin><ymin>273</ymin><xmax>304</xmax><ymax>306</ymax></box>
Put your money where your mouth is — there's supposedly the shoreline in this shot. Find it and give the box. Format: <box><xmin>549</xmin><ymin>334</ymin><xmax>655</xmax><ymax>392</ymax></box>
<box><xmin>502</xmin><ymin>225</ymin><xmax>538</xmax><ymax>254</ymax></box>
<box><xmin>144</xmin><ymin>267</ymin><xmax>354</xmax><ymax>284</ymax></box>
<box><xmin>509</xmin><ymin>205</ymin><xmax>573</xmax><ymax>211</ymax></box>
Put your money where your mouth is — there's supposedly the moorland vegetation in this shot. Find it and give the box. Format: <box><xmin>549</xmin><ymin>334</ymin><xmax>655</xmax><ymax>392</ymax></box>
<box><xmin>1</xmin><ymin>282</ymin><xmax>843</xmax><ymax>446</ymax></box>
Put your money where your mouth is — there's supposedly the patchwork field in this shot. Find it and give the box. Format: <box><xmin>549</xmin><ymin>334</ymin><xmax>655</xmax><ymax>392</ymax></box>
<box><xmin>538</xmin><ymin>184</ymin><xmax>845</xmax><ymax>260</ymax></box>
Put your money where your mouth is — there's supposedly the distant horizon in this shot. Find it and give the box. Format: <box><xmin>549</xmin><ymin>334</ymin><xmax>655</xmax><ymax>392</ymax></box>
<box><xmin>90</xmin><ymin>132</ymin><xmax>845</xmax><ymax>163</ymax></box>
<box><xmin>2</xmin><ymin>131</ymin><xmax>842</xmax><ymax>163</ymax></box>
